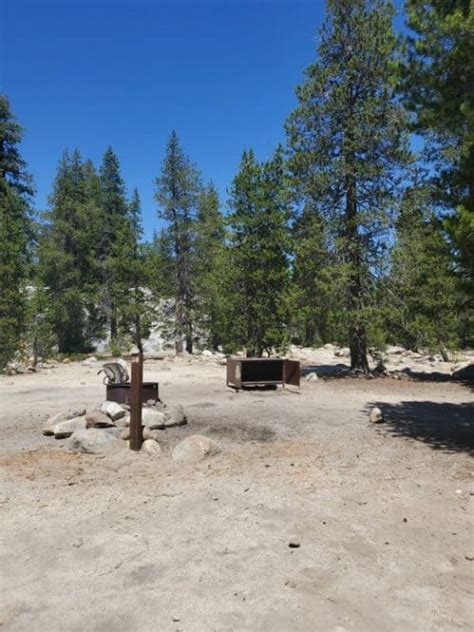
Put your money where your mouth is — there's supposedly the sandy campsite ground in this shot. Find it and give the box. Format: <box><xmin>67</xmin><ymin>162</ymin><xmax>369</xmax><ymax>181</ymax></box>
<box><xmin>1</xmin><ymin>350</ymin><xmax>473</xmax><ymax>631</ymax></box>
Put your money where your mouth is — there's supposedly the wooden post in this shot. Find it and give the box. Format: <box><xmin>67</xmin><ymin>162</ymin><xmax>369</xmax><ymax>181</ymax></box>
<box><xmin>129</xmin><ymin>353</ymin><xmax>143</xmax><ymax>450</ymax></box>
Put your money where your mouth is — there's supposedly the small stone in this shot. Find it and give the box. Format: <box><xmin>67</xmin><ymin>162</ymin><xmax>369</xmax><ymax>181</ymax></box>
<box><xmin>85</xmin><ymin>411</ymin><xmax>115</xmax><ymax>429</ymax></box>
<box><xmin>172</xmin><ymin>435</ymin><xmax>220</xmax><ymax>464</ymax></box>
<box><xmin>369</xmin><ymin>407</ymin><xmax>384</xmax><ymax>423</ymax></box>
<box><xmin>288</xmin><ymin>541</ymin><xmax>300</xmax><ymax>548</ymax></box>
<box><xmin>172</xmin><ymin>616</ymin><xmax>180</xmax><ymax>623</ymax></box>
<box><xmin>465</xmin><ymin>555</ymin><xmax>474</xmax><ymax>561</ymax></box>
<box><xmin>101</xmin><ymin>401</ymin><xmax>126</xmax><ymax>421</ymax></box>
<box><xmin>305</xmin><ymin>372</ymin><xmax>318</xmax><ymax>383</ymax></box>
<box><xmin>62</xmin><ymin>357</ymin><xmax>71</xmax><ymax>364</ymax></box>
<box><xmin>54</xmin><ymin>416</ymin><xmax>87</xmax><ymax>439</ymax></box>
<box><xmin>143</xmin><ymin>439</ymin><xmax>162</xmax><ymax>456</ymax></box>
<box><xmin>120</xmin><ymin>428</ymin><xmax>130</xmax><ymax>441</ymax></box>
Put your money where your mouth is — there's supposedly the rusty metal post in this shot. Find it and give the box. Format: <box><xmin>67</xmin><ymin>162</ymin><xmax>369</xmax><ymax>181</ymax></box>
<box><xmin>129</xmin><ymin>353</ymin><xmax>143</xmax><ymax>450</ymax></box>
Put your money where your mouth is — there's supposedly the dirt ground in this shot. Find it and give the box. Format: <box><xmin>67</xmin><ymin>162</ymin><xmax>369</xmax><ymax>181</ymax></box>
<box><xmin>1</xmin><ymin>355</ymin><xmax>473</xmax><ymax>631</ymax></box>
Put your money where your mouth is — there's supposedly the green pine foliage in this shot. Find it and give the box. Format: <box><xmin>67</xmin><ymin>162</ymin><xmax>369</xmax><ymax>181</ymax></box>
<box><xmin>286</xmin><ymin>0</ymin><xmax>410</xmax><ymax>371</ymax></box>
<box><xmin>98</xmin><ymin>146</ymin><xmax>130</xmax><ymax>346</ymax></box>
<box><xmin>384</xmin><ymin>184</ymin><xmax>460</xmax><ymax>352</ymax></box>
<box><xmin>0</xmin><ymin>95</ymin><xmax>34</xmax><ymax>368</ymax></box>
<box><xmin>291</xmin><ymin>206</ymin><xmax>345</xmax><ymax>346</ymax></box>
<box><xmin>225</xmin><ymin>147</ymin><xmax>291</xmax><ymax>356</ymax></box>
<box><xmin>195</xmin><ymin>182</ymin><xmax>227</xmax><ymax>350</ymax></box>
<box><xmin>403</xmin><ymin>0</ymin><xmax>474</xmax><ymax>342</ymax></box>
<box><xmin>115</xmin><ymin>188</ymin><xmax>155</xmax><ymax>353</ymax></box>
<box><xmin>40</xmin><ymin>149</ymin><xmax>103</xmax><ymax>352</ymax></box>
<box><xmin>154</xmin><ymin>131</ymin><xmax>201</xmax><ymax>353</ymax></box>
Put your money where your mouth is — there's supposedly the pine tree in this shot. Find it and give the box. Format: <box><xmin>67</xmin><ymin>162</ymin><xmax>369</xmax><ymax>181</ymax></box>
<box><xmin>98</xmin><ymin>146</ymin><xmax>129</xmax><ymax>346</ymax></box>
<box><xmin>226</xmin><ymin>147</ymin><xmax>291</xmax><ymax>356</ymax></box>
<box><xmin>116</xmin><ymin>188</ymin><xmax>154</xmax><ymax>353</ymax></box>
<box><xmin>291</xmin><ymin>206</ymin><xmax>344</xmax><ymax>346</ymax></box>
<box><xmin>385</xmin><ymin>184</ymin><xmax>460</xmax><ymax>352</ymax></box>
<box><xmin>0</xmin><ymin>95</ymin><xmax>34</xmax><ymax>368</ymax></box>
<box><xmin>286</xmin><ymin>0</ymin><xmax>410</xmax><ymax>371</ymax></box>
<box><xmin>40</xmin><ymin>149</ymin><xmax>102</xmax><ymax>352</ymax></box>
<box><xmin>403</xmin><ymin>0</ymin><xmax>473</xmax><ymax>341</ymax></box>
<box><xmin>195</xmin><ymin>182</ymin><xmax>226</xmax><ymax>349</ymax></box>
<box><xmin>154</xmin><ymin>131</ymin><xmax>201</xmax><ymax>353</ymax></box>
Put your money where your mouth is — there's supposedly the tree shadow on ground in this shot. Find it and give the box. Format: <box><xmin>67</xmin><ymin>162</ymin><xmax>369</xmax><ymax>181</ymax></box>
<box><xmin>368</xmin><ymin>400</ymin><xmax>474</xmax><ymax>455</ymax></box>
<box><xmin>302</xmin><ymin>364</ymin><xmax>351</xmax><ymax>378</ymax></box>
<box><xmin>301</xmin><ymin>364</ymin><xmax>473</xmax><ymax>390</ymax></box>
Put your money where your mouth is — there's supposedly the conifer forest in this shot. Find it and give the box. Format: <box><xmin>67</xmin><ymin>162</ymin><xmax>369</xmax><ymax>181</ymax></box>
<box><xmin>1</xmin><ymin>0</ymin><xmax>473</xmax><ymax>372</ymax></box>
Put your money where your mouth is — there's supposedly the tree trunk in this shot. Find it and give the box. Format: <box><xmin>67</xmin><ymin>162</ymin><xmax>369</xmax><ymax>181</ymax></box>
<box><xmin>349</xmin><ymin>324</ymin><xmax>369</xmax><ymax>372</ymax></box>
<box><xmin>345</xmin><ymin>170</ymin><xmax>369</xmax><ymax>372</ymax></box>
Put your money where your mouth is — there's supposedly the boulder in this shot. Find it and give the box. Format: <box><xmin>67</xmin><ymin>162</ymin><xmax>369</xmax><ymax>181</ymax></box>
<box><xmin>101</xmin><ymin>401</ymin><xmax>126</xmax><ymax>421</ymax></box>
<box><xmin>163</xmin><ymin>405</ymin><xmax>187</xmax><ymax>428</ymax></box>
<box><xmin>201</xmin><ymin>350</ymin><xmax>214</xmax><ymax>357</ymax></box>
<box><xmin>67</xmin><ymin>428</ymin><xmax>117</xmax><ymax>454</ymax></box>
<box><xmin>305</xmin><ymin>372</ymin><xmax>318</xmax><ymax>383</ymax></box>
<box><xmin>85</xmin><ymin>411</ymin><xmax>115</xmax><ymax>429</ymax></box>
<box><xmin>172</xmin><ymin>435</ymin><xmax>220</xmax><ymax>464</ymax></box>
<box><xmin>54</xmin><ymin>416</ymin><xmax>87</xmax><ymax>439</ymax></box>
<box><xmin>143</xmin><ymin>439</ymin><xmax>162</xmax><ymax>456</ymax></box>
<box><xmin>42</xmin><ymin>408</ymin><xmax>87</xmax><ymax>436</ymax></box>
<box><xmin>142</xmin><ymin>408</ymin><xmax>165</xmax><ymax>429</ymax></box>
<box><xmin>369</xmin><ymin>407</ymin><xmax>384</xmax><ymax>424</ymax></box>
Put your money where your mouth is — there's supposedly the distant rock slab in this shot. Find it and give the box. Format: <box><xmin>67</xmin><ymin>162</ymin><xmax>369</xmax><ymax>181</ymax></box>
<box><xmin>172</xmin><ymin>435</ymin><xmax>220</xmax><ymax>464</ymax></box>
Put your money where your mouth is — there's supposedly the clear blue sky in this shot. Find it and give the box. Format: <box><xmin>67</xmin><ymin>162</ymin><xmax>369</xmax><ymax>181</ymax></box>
<box><xmin>2</xmin><ymin>0</ymin><xmax>406</xmax><ymax>239</ymax></box>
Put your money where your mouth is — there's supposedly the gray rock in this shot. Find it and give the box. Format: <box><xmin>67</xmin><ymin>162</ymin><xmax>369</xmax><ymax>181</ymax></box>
<box><xmin>369</xmin><ymin>407</ymin><xmax>384</xmax><ymax>424</ymax></box>
<box><xmin>101</xmin><ymin>400</ymin><xmax>126</xmax><ymax>421</ymax></box>
<box><xmin>67</xmin><ymin>428</ymin><xmax>117</xmax><ymax>454</ymax></box>
<box><xmin>42</xmin><ymin>408</ymin><xmax>87</xmax><ymax>436</ymax></box>
<box><xmin>305</xmin><ymin>372</ymin><xmax>318</xmax><ymax>383</ymax></box>
<box><xmin>143</xmin><ymin>427</ymin><xmax>161</xmax><ymax>441</ymax></box>
<box><xmin>163</xmin><ymin>405</ymin><xmax>187</xmax><ymax>427</ymax></box>
<box><xmin>143</xmin><ymin>438</ymin><xmax>162</xmax><ymax>456</ymax></box>
<box><xmin>54</xmin><ymin>416</ymin><xmax>87</xmax><ymax>439</ymax></box>
<box><xmin>85</xmin><ymin>411</ymin><xmax>115</xmax><ymax>429</ymax></box>
<box><xmin>115</xmin><ymin>415</ymin><xmax>130</xmax><ymax>428</ymax></box>
<box><xmin>172</xmin><ymin>435</ymin><xmax>220</xmax><ymax>464</ymax></box>
<box><xmin>142</xmin><ymin>408</ymin><xmax>165</xmax><ymax>429</ymax></box>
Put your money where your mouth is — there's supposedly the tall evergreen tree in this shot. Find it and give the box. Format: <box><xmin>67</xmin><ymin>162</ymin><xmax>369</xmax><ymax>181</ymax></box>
<box><xmin>98</xmin><ymin>146</ymin><xmax>129</xmax><ymax>346</ymax></box>
<box><xmin>116</xmin><ymin>188</ymin><xmax>154</xmax><ymax>353</ymax></box>
<box><xmin>195</xmin><ymin>182</ymin><xmax>227</xmax><ymax>349</ymax></box>
<box><xmin>403</xmin><ymin>0</ymin><xmax>473</xmax><ymax>340</ymax></box>
<box><xmin>384</xmin><ymin>184</ymin><xmax>460</xmax><ymax>352</ymax></box>
<box><xmin>286</xmin><ymin>0</ymin><xmax>410</xmax><ymax>371</ymax></box>
<box><xmin>40</xmin><ymin>149</ymin><xmax>99</xmax><ymax>352</ymax></box>
<box><xmin>225</xmin><ymin>147</ymin><xmax>291</xmax><ymax>356</ymax></box>
<box><xmin>0</xmin><ymin>95</ymin><xmax>34</xmax><ymax>368</ymax></box>
<box><xmin>154</xmin><ymin>131</ymin><xmax>201</xmax><ymax>353</ymax></box>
